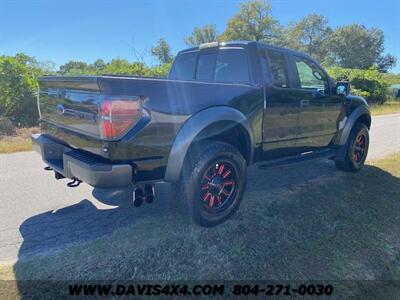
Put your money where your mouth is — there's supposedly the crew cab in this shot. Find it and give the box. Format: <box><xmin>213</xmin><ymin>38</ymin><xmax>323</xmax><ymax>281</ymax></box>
<box><xmin>32</xmin><ymin>41</ymin><xmax>371</xmax><ymax>226</ymax></box>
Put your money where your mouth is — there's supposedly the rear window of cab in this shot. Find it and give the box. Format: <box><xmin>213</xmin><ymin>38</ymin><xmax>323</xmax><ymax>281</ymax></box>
<box><xmin>169</xmin><ymin>48</ymin><xmax>250</xmax><ymax>84</ymax></box>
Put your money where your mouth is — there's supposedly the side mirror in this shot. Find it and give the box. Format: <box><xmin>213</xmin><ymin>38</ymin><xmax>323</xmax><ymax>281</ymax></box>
<box><xmin>336</xmin><ymin>81</ymin><xmax>350</xmax><ymax>96</ymax></box>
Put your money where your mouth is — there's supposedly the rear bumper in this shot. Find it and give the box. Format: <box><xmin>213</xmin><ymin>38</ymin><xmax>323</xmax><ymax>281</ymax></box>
<box><xmin>31</xmin><ymin>134</ymin><xmax>133</xmax><ymax>188</ymax></box>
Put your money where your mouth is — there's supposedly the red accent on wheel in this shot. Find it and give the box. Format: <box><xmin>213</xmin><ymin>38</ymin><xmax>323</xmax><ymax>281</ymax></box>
<box><xmin>353</xmin><ymin>133</ymin><xmax>366</xmax><ymax>164</ymax></box>
<box><xmin>200</xmin><ymin>160</ymin><xmax>238</xmax><ymax>210</ymax></box>
<box><xmin>218</xmin><ymin>164</ymin><xmax>225</xmax><ymax>175</ymax></box>
<box><xmin>222</xmin><ymin>170</ymin><xmax>231</xmax><ymax>178</ymax></box>
<box><xmin>203</xmin><ymin>191</ymin><xmax>211</xmax><ymax>201</ymax></box>
<box><xmin>209</xmin><ymin>195</ymin><xmax>215</xmax><ymax>207</ymax></box>
<box><xmin>221</xmin><ymin>188</ymin><xmax>230</xmax><ymax>196</ymax></box>
<box><xmin>223</xmin><ymin>180</ymin><xmax>234</xmax><ymax>186</ymax></box>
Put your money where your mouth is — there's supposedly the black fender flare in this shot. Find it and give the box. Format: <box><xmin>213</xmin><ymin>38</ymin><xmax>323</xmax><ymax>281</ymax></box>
<box><xmin>338</xmin><ymin>105</ymin><xmax>371</xmax><ymax>146</ymax></box>
<box><xmin>164</xmin><ymin>106</ymin><xmax>254</xmax><ymax>182</ymax></box>
<box><xmin>335</xmin><ymin>105</ymin><xmax>371</xmax><ymax>160</ymax></box>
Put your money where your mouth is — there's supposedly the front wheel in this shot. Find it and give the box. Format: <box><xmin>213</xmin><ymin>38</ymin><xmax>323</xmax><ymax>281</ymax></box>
<box><xmin>176</xmin><ymin>141</ymin><xmax>247</xmax><ymax>227</ymax></box>
<box><xmin>335</xmin><ymin>122</ymin><xmax>369</xmax><ymax>172</ymax></box>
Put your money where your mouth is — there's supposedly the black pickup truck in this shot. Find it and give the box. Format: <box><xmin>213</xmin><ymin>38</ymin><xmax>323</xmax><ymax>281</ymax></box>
<box><xmin>32</xmin><ymin>41</ymin><xmax>371</xmax><ymax>226</ymax></box>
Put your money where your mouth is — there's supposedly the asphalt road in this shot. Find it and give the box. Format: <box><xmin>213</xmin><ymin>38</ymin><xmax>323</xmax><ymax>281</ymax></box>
<box><xmin>0</xmin><ymin>114</ymin><xmax>399</xmax><ymax>262</ymax></box>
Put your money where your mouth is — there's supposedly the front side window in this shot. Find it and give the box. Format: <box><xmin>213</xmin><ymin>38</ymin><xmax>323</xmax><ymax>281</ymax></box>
<box><xmin>294</xmin><ymin>56</ymin><xmax>328</xmax><ymax>92</ymax></box>
<box><xmin>266</xmin><ymin>50</ymin><xmax>289</xmax><ymax>88</ymax></box>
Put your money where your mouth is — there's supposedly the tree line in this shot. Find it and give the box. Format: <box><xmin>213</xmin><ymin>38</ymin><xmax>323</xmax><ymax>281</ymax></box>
<box><xmin>57</xmin><ymin>0</ymin><xmax>396</xmax><ymax>74</ymax></box>
<box><xmin>157</xmin><ymin>0</ymin><xmax>395</xmax><ymax>71</ymax></box>
<box><xmin>0</xmin><ymin>0</ymin><xmax>399</xmax><ymax>128</ymax></box>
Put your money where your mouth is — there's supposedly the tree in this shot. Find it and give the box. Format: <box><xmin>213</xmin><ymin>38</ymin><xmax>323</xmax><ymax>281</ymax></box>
<box><xmin>93</xmin><ymin>59</ymin><xmax>106</xmax><ymax>72</ymax></box>
<box><xmin>285</xmin><ymin>14</ymin><xmax>332</xmax><ymax>63</ymax></box>
<box><xmin>146</xmin><ymin>62</ymin><xmax>172</xmax><ymax>78</ymax></box>
<box><xmin>58</xmin><ymin>61</ymin><xmax>90</xmax><ymax>75</ymax></box>
<box><xmin>327</xmin><ymin>24</ymin><xmax>396</xmax><ymax>70</ymax></box>
<box><xmin>220</xmin><ymin>0</ymin><xmax>283</xmax><ymax>45</ymax></box>
<box><xmin>376</xmin><ymin>54</ymin><xmax>397</xmax><ymax>73</ymax></box>
<box><xmin>0</xmin><ymin>54</ymin><xmax>40</xmax><ymax>126</ymax></box>
<box><xmin>327</xmin><ymin>66</ymin><xmax>389</xmax><ymax>103</ymax></box>
<box><xmin>56</xmin><ymin>58</ymin><xmax>171</xmax><ymax>77</ymax></box>
<box><xmin>150</xmin><ymin>38</ymin><xmax>174</xmax><ymax>64</ymax></box>
<box><xmin>103</xmin><ymin>59</ymin><xmax>148</xmax><ymax>75</ymax></box>
<box><xmin>184</xmin><ymin>24</ymin><xmax>219</xmax><ymax>46</ymax></box>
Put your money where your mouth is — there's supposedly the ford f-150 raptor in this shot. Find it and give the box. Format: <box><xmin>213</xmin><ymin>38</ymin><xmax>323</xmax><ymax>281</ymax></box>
<box><xmin>32</xmin><ymin>41</ymin><xmax>371</xmax><ymax>227</ymax></box>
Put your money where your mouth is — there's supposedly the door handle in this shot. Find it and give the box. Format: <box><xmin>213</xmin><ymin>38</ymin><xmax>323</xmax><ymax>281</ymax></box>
<box><xmin>312</xmin><ymin>89</ymin><xmax>325</xmax><ymax>99</ymax></box>
<box><xmin>300</xmin><ymin>99</ymin><xmax>310</xmax><ymax>108</ymax></box>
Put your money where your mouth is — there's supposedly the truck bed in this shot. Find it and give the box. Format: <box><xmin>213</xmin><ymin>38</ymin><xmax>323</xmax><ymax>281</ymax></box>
<box><xmin>38</xmin><ymin>75</ymin><xmax>259</xmax><ymax>162</ymax></box>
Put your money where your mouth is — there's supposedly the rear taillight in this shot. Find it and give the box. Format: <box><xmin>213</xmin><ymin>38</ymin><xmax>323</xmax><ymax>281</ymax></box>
<box><xmin>99</xmin><ymin>98</ymin><xmax>141</xmax><ymax>139</ymax></box>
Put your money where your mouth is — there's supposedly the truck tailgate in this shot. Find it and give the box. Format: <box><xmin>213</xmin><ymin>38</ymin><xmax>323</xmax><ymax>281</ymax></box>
<box><xmin>38</xmin><ymin>76</ymin><xmax>101</xmax><ymax>138</ymax></box>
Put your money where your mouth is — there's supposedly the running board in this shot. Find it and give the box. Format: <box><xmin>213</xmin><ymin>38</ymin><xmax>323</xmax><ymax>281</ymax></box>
<box><xmin>258</xmin><ymin>149</ymin><xmax>335</xmax><ymax>169</ymax></box>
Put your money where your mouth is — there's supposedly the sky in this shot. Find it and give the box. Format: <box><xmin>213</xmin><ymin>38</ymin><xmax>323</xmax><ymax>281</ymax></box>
<box><xmin>0</xmin><ymin>0</ymin><xmax>399</xmax><ymax>73</ymax></box>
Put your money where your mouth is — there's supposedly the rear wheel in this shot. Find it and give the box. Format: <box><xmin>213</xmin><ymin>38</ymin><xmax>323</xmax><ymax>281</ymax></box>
<box><xmin>176</xmin><ymin>141</ymin><xmax>247</xmax><ymax>227</ymax></box>
<box><xmin>335</xmin><ymin>122</ymin><xmax>369</xmax><ymax>172</ymax></box>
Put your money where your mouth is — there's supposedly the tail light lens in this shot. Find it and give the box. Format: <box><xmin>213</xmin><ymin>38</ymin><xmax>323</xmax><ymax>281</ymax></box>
<box><xmin>99</xmin><ymin>98</ymin><xmax>141</xmax><ymax>139</ymax></box>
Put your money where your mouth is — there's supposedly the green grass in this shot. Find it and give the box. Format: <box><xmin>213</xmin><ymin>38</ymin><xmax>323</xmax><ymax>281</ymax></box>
<box><xmin>370</xmin><ymin>101</ymin><xmax>400</xmax><ymax>116</ymax></box>
<box><xmin>0</xmin><ymin>136</ymin><xmax>32</xmax><ymax>153</ymax></box>
<box><xmin>0</xmin><ymin>127</ymin><xmax>38</xmax><ymax>153</ymax></box>
<box><xmin>0</xmin><ymin>153</ymin><xmax>400</xmax><ymax>298</ymax></box>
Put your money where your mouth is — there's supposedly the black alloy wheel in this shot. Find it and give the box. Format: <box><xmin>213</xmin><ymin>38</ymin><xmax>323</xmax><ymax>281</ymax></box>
<box><xmin>176</xmin><ymin>141</ymin><xmax>247</xmax><ymax>227</ymax></box>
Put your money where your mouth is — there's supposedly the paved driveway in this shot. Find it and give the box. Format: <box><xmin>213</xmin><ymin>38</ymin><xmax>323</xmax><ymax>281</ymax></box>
<box><xmin>0</xmin><ymin>114</ymin><xmax>399</xmax><ymax>262</ymax></box>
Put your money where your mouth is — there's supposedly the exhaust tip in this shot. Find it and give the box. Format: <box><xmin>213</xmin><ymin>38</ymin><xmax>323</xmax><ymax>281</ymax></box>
<box><xmin>145</xmin><ymin>194</ymin><xmax>155</xmax><ymax>204</ymax></box>
<box><xmin>54</xmin><ymin>171</ymin><xmax>65</xmax><ymax>180</ymax></box>
<box><xmin>144</xmin><ymin>184</ymin><xmax>155</xmax><ymax>204</ymax></box>
<box><xmin>133</xmin><ymin>188</ymin><xmax>144</xmax><ymax>207</ymax></box>
<box><xmin>67</xmin><ymin>178</ymin><xmax>81</xmax><ymax>187</ymax></box>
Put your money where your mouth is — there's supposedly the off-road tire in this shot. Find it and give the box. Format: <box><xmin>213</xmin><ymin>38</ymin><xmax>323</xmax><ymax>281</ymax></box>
<box><xmin>335</xmin><ymin>122</ymin><xmax>369</xmax><ymax>172</ymax></box>
<box><xmin>175</xmin><ymin>141</ymin><xmax>247</xmax><ymax>227</ymax></box>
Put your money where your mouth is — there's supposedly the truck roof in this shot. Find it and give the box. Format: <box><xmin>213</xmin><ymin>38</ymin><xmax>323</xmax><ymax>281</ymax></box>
<box><xmin>179</xmin><ymin>40</ymin><xmax>314</xmax><ymax>61</ymax></box>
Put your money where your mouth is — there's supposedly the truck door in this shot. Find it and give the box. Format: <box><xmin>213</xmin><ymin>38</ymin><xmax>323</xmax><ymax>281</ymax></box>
<box><xmin>261</xmin><ymin>48</ymin><xmax>301</xmax><ymax>158</ymax></box>
<box><xmin>288</xmin><ymin>54</ymin><xmax>343</xmax><ymax>149</ymax></box>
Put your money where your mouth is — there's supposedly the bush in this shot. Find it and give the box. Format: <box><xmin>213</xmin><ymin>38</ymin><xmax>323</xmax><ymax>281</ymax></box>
<box><xmin>145</xmin><ymin>62</ymin><xmax>172</xmax><ymax>78</ymax></box>
<box><xmin>58</xmin><ymin>59</ymin><xmax>172</xmax><ymax>77</ymax></box>
<box><xmin>0</xmin><ymin>117</ymin><xmax>16</xmax><ymax>135</ymax></box>
<box><xmin>327</xmin><ymin>67</ymin><xmax>389</xmax><ymax>104</ymax></box>
<box><xmin>0</xmin><ymin>54</ymin><xmax>40</xmax><ymax>126</ymax></box>
<box><xmin>382</xmin><ymin>73</ymin><xmax>400</xmax><ymax>85</ymax></box>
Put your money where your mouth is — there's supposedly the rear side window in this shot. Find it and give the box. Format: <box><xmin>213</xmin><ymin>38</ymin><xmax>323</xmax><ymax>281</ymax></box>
<box><xmin>215</xmin><ymin>49</ymin><xmax>249</xmax><ymax>83</ymax></box>
<box><xmin>170</xmin><ymin>49</ymin><xmax>250</xmax><ymax>84</ymax></box>
<box><xmin>267</xmin><ymin>50</ymin><xmax>289</xmax><ymax>88</ymax></box>
<box><xmin>169</xmin><ymin>52</ymin><xmax>197</xmax><ymax>80</ymax></box>
<box><xmin>196</xmin><ymin>53</ymin><xmax>216</xmax><ymax>81</ymax></box>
